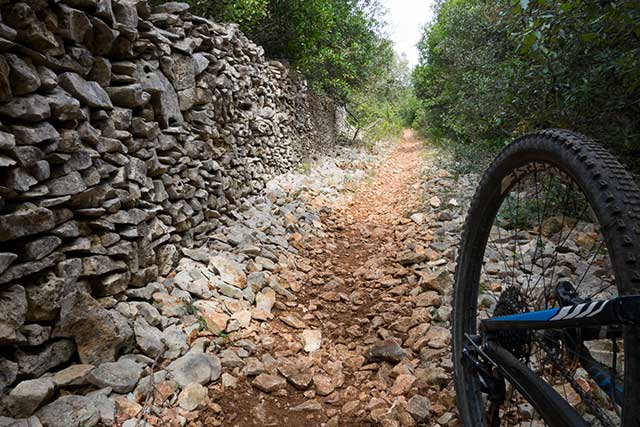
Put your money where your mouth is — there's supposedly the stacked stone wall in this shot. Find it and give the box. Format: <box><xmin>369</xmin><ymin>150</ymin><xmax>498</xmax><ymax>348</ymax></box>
<box><xmin>0</xmin><ymin>0</ymin><xmax>339</xmax><ymax>398</ymax></box>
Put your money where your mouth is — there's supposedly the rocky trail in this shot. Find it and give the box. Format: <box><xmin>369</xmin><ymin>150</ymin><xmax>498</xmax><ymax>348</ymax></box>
<box><xmin>199</xmin><ymin>130</ymin><xmax>472</xmax><ymax>427</ymax></box>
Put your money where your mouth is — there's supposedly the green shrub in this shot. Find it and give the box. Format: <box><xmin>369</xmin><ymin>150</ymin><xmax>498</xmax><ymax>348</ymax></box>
<box><xmin>413</xmin><ymin>0</ymin><xmax>640</xmax><ymax>174</ymax></box>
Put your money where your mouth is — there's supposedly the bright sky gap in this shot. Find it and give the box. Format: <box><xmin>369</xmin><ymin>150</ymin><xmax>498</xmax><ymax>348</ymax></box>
<box><xmin>383</xmin><ymin>0</ymin><xmax>435</xmax><ymax>68</ymax></box>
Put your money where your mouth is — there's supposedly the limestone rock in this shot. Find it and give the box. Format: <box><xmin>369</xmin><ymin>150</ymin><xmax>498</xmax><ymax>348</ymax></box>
<box><xmin>177</xmin><ymin>382</ymin><xmax>207</xmax><ymax>411</ymax></box>
<box><xmin>255</xmin><ymin>287</ymin><xmax>276</xmax><ymax>315</ymax></box>
<box><xmin>209</xmin><ymin>254</ymin><xmax>246</xmax><ymax>289</ymax></box>
<box><xmin>19</xmin><ymin>324</ymin><xmax>51</xmax><ymax>346</ymax></box>
<box><xmin>5</xmin><ymin>54</ymin><xmax>40</xmax><ymax>96</ymax></box>
<box><xmin>18</xmin><ymin>236</ymin><xmax>61</xmax><ymax>261</ymax></box>
<box><xmin>15</xmin><ymin>339</ymin><xmax>75</xmax><ymax>378</ymax></box>
<box><xmin>52</xmin><ymin>364</ymin><xmax>94</xmax><ymax>387</ymax></box>
<box><xmin>0</xmin><ymin>206</ymin><xmax>55</xmax><ymax>242</ymax></box>
<box><xmin>94</xmin><ymin>270</ymin><xmax>131</xmax><ymax>297</ymax></box>
<box><xmin>81</xmin><ymin>255</ymin><xmax>126</xmax><ymax>276</ymax></box>
<box><xmin>0</xmin><ymin>95</ymin><xmax>50</xmax><ymax>121</ymax></box>
<box><xmin>55</xmin><ymin>291</ymin><xmax>132</xmax><ymax>365</ymax></box>
<box><xmin>133</xmin><ymin>317</ymin><xmax>164</xmax><ymax>358</ymax></box>
<box><xmin>46</xmin><ymin>172</ymin><xmax>87</xmax><ymax>196</ymax></box>
<box><xmin>106</xmin><ymin>84</ymin><xmax>150</xmax><ymax>107</ymax></box>
<box><xmin>419</xmin><ymin>268</ymin><xmax>453</xmax><ymax>294</ymax></box>
<box><xmin>6</xmin><ymin>3</ymin><xmax>59</xmax><ymax>53</ymax></box>
<box><xmin>0</xmin><ymin>358</ymin><xmax>18</xmax><ymax>395</ymax></box>
<box><xmin>406</xmin><ymin>395</ymin><xmax>431</xmax><ymax>422</ymax></box>
<box><xmin>155</xmin><ymin>2</ymin><xmax>191</xmax><ymax>14</ymax></box>
<box><xmin>291</xmin><ymin>400</ymin><xmax>323</xmax><ymax>412</ymax></box>
<box><xmin>10</xmin><ymin>123</ymin><xmax>59</xmax><ymax>145</ymax></box>
<box><xmin>252</xmin><ymin>373</ymin><xmax>286</xmax><ymax>393</ymax></box>
<box><xmin>167</xmin><ymin>353</ymin><xmax>221</xmax><ymax>388</ymax></box>
<box><xmin>0</xmin><ymin>56</ymin><xmax>11</xmax><ymax>102</ymax></box>
<box><xmin>367</xmin><ymin>340</ymin><xmax>406</xmax><ymax>364</ymax></box>
<box><xmin>86</xmin><ymin>359</ymin><xmax>142</xmax><ymax>393</ymax></box>
<box><xmin>277</xmin><ymin>360</ymin><xmax>313</xmax><ymax>390</ymax></box>
<box><xmin>24</xmin><ymin>273</ymin><xmax>65</xmax><ymax>321</ymax></box>
<box><xmin>0</xmin><ymin>285</ymin><xmax>27</xmax><ymax>344</ymax></box>
<box><xmin>313</xmin><ymin>373</ymin><xmax>336</xmax><ymax>396</ymax></box>
<box><xmin>301</xmin><ymin>329</ymin><xmax>322</xmax><ymax>353</ymax></box>
<box><xmin>46</xmin><ymin>88</ymin><xmax>81</xmax><ymax>121</ymax></box>
<box><xmin>424</xmin><ymin>325</ymin><xmax>451</xmax><ymax>349</ymax></box>
<box><xmin>0</xmin><ymin>416</ymin><xmax>43</xmax><ymax>427</ymax></box>
<box><xmin>57</xmin><ymin>5</ymin><xmax>92</xmax><ymax>43</ymax></box>
<box><xmin>0</xmin><ymin>253</ymin><xmax>64</xmax><ymax>286</ymax></box>
<box><xmin>36</xmin><ymin>395</ymin><xmax>100</xmax><ymax>427</ymax></box>
<box><xmin>7</xmin><ymin>378</ymin><xmax>55</xmax><ymax>417</ymax></box>
<box><xmin>390</xmin><ymin>374</ymin><xmax>416</xmax><ymax>395</ymax></box>
<box><xmin>0</xmin><ymin>253</ymin><xmax>18</xmax><ymax>275</ymax></box>
<box><xmin>59</xmin><ymin>72</ymin><xmax>112</xmax><ymax>109</ymax></box>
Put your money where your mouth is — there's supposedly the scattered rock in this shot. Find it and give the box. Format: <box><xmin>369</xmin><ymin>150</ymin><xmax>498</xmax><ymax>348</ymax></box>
<box><xmin>301</xmin><ymin>329</ymin><xmax>322</xmax><ymax>353</ymax></box>
<box><xmin>313</xmin><ymin>373</ymin><xmax>336</xmax><ymax>396</ymax></box>
<box><xmin>52</xmin><ymin>364</ymin><xmax>94</xmax><ymax>387</ymax></box>
<box><xmin>177</xmin><ymin>382</ymin><xmax>207</xmax><ymax>411</ymax></box>
<box><xmin>7</xmin><ymin>378</ymin><xmax>55</xmax><ymax>417</ymax></box>
<box><xmin>252</xmin><ymin>374</ymin><xmax>286</xmax><ymax>393</ymax></box>
<box><xmin>209</xmin><ymin>254</ymin><xmax>246</xmax><ymax>289</ymax></box>
<box><xmin>36</xmin><ymin>395</ymin><xmax>100</xmax><ymax>427</ymax></box>
<box><xmin>278</xmin><ymin>360</ymin><xmax>313</xmax><ymax>390</ymax></box>
<box><xmin>419</xmin><ymin>268</ymin><xmax>452</xmax><ymax>294</ymax></box>
<box><xmin>425</xmin><ymin>326</ymin><xmax>451</xmax><ymax>349</ymax></box>
<box><xmin>390</xmin><ymin>374</ymin><xmax>416</xmax><ymax>395</ymax></box>
<box><xmin>407</xmin><ymin>395</ymin><xmax>431</xmax><ymax>422</ymax></box>
<box><xmin>167</xmin><ymin>353</ymin><xmax>221</xmax><ymax>388</ymax></box>
<box><xmin>291</xmin><ymin>400</ymin><xmax>323</xmax><ymax>412</ymax></box>
<box><xmin>367</xmin><ymin>340</ymin><xmax>406</xmax><ymax>363</ymax></box>
<box><xmin>86</xmin><ymin>359</ymin><xmax>142</xmax><ymax>393</ymax></box>
<box><xmin>133</xmin><ymin>317</ymin><xmax>164</xmax><ymax>358</ymax></box>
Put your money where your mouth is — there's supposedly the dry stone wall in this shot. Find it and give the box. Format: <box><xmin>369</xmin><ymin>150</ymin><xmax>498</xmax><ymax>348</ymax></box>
<box><xmin>0</xmin><ymin>0</ymin><xmax>340</xmax><ymax>396</ymax></box>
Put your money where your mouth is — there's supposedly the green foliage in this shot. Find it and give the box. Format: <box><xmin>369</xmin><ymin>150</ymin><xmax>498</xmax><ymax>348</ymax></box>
<box><xmin>348</xmin><ymin>45</ymin><xmax>415</xmax><ymax>140</ymax></box>
<box><xmin>186</xmin><ymin>0</ymin><xmax>269</xmax><ymax>27</ymax></box>
<box><xmin>169</xmin><ymin>0</ymin><xmax>389</xmax><ymax>101</ymax></box>
<box><xmin>413</xmin><ymin>0</ymin><xmax>640</xmax><ymax>172</ymax></box>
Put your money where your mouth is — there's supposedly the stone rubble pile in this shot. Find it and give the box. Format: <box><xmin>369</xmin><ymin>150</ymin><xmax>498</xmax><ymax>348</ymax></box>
<box><xmin>0</xmin><ymin>0</ymin><xmax>344</xmax><ymax>424</ymax></box>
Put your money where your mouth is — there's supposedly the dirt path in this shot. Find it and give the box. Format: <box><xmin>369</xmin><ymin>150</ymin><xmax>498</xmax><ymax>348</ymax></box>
<box><xmin>211</xmin><ymin>130</ymin><xmax>457</xmax><ymax>427</ymax></box>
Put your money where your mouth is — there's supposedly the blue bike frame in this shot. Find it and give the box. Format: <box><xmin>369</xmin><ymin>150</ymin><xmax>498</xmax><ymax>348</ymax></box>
<box><xmin>482</xmin><ymin>295</ymin><xmax>640</xmax><ymax>332</ymax></box>
<box><xmin>472</xmin><ymin>295</ymin><xmax>640</xmax><ymax>427</ymax></box>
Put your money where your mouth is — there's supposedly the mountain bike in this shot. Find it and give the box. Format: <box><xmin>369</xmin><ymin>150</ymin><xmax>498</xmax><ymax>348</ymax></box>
<box><xmin>452</xmin><ymin>129</ymin><xmax>640</xmax><ymax>426</ymax></box>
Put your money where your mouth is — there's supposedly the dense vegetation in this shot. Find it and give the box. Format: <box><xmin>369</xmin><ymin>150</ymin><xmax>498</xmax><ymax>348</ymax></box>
<box><xmin>154</xmin><ymin>0</ymin><xmax>411</xmax><ymax>140</ymax></box>
<box><xmin>412</xmin><ymin>0</ymin><xmax>640</xmax><ymax>172</ymax></box>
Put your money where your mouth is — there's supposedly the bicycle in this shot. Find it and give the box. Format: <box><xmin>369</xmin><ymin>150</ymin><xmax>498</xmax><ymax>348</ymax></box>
<box><xmin>452</xmin><ymin>129</ymin><xmax>640</xmax><ymax>426</ymax></box>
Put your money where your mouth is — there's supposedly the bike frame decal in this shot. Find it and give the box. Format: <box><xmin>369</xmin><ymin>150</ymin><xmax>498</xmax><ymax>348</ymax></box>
<box><xmin>481</xmin><ymin>295</ymin><xmax>640</xmax><ymax>332</ymax></box>
<box><xmin>488</xmin><ymin>300</ymin><xmax>609</xmax><ymax>324</ymax></box>
<box><xmin>549</xmin><ymin>300</ymin><xmax>607</xmax><ymax>321</ymax></box>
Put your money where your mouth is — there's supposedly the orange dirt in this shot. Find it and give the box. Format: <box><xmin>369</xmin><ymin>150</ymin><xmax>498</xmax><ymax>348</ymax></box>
<box><xmin>206</xmin><ymin>130</ymin><xmax>446</xmax><ymax>427</ymax></box>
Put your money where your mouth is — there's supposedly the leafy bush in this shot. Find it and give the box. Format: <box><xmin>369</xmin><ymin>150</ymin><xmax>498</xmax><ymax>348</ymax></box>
<box><xmin>348</xmin><ymin>48</ymin><xmax>415</xmax><ymax>141</ymax></box>
<box><xmin>414</xmin><ymin>0</ymin><xmax>640</xmax><ymax>173</ymax></box>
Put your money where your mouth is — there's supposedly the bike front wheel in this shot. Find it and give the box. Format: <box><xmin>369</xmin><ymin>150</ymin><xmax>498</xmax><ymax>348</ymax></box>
<box><xmin>453</xmin><ymin>129</ymin><xmax>640</xmax><ymax>426</ymax></box>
